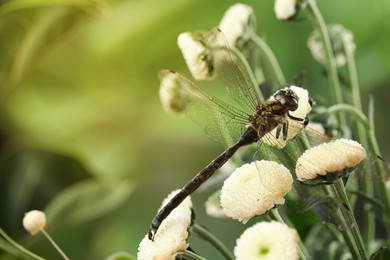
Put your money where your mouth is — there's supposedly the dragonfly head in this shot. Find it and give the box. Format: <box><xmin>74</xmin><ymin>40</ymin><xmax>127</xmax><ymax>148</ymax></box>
<box><xmin>274</xmin><ymin>89</ymin><xmax>299</xmax><ymax>111</ymax></box>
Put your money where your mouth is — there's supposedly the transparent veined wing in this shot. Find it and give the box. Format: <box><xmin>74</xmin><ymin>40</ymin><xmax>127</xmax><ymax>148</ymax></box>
<box><xmin>159</xmin><ymin>70</ymin><xmax>250</xmax><ymax>146</ymax></box>
<box><xmin>205</xmin><ymin>28</ymin><xmax>261</xmax><ymax>115</ymax></box>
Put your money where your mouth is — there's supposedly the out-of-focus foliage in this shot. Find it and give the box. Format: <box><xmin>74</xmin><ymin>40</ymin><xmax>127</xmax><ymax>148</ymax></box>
<box><xmin>0</xmin><ymin>0</ymin><xmax>389</xmax><ymax>259</ymax></box>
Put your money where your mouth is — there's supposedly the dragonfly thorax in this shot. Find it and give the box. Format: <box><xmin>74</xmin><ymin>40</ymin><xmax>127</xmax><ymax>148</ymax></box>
<box><xmin>246</xmin><ymin>89</ymin><xmax>299</xmax><ymax>140</ymax></box>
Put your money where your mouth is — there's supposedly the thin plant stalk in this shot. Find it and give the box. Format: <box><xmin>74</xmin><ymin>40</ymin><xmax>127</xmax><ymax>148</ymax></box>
<box><xmin>341</xmin><ymin>30</ymin><xmax>375</xmax><ymax>245</ymax></box>
<box><xmin>40</xmin><ymin>229</ymin><xmax>69</xmax><ymax>260</ymax></box>
<box><xmin>249</xmin><ymin>32</ymin><xmax>287</xmax><ymax>88</ymax></box>
<box><xmin>331</xmin><ymin>180</ymin><xmax>368</xmax><ymax>259</ymax></box>
<box><xmin>324</xmin><ymin>102</ymin><xmax>390</xmax><ymax>239</ymax></box>
<box><xmin>324</xmin><ymin>184</ymin><xmax>359</xmax><ymax>259</ymax></box>
<box><xmin>0</xmin><ymin>228</ymin><xmax>45</xmax><ymax>260</ymax></box>
<box><xmin>367</xmin><ymin>98</ymin><xmax>390</xmax><ymax>241</ymax></box>
<box><xmin>192</xmin><ymin>223</ymin><xmax>234</xmax><ymax>260</ymax></box>
<box><xmin>306</xmin><ymin>0</ymin><xmax>347</xmax><ymax>132</ymax></box>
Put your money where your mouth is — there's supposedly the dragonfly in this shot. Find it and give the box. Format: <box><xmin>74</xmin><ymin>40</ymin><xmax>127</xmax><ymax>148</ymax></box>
<box><xmin>148</xmin><ymin>28</ymin><xmax>388</xmax><ymax>240</ymax></box>
<box><xmin>148</xmin><ymin>28</ymin><xmax>378</xmax><ymax>240</ymax></box>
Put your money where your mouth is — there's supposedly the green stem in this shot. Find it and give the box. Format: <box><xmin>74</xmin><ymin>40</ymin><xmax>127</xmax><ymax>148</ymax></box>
<box><xmin>192</xmin><ymin>223</ymin><xmax>234</xmax><ymax>260</ymax></box>
<box><xmin>306</xmin><ymin>0</ymin><xmax>347</xmax><ymax>132</ymax></box>
<box><xmin>270</xmin><ymin>209</ymin><xmax>310</xmax><ymax>260</ymax></box>
<box><xmin>230</xmin><ymin>46</ymin><xmax>265</xmax><ymax>102</ymax></box>
<box><xmin>324</xmin><ymin>104</ymin><xmax>369</xmax><ymax>128</ymax></box>
<box><xmin>41</xmin><ymin>229</ymin><xmax>69</xmax><ymax>260</ymax></box>
<box><xmin>341</xmin><ymin>30</ymin><xmax>375</xmax><ymax>246</ymax></box>
<box><xmin>0</xmin><ymin>228</ymin><xmax>45</xmax><ymax>260</ymax></box>
<box><xmin>325</xmin><ymin>185</ymin><xmax>357</xmax><ymax>259</ymax></box>
<box><xmin>325</xmin><ymin>101</ymin><xmax>390</xmax><ymax>241</ymax></box>
<box><xmin>249</xmin><ymin>32</ymin><xmax>287</xmax><ymax>88</ymax></box>
<box><xmin>331</xmin><ymin>180</ymin><xmax>368</xmax><ymax>259</ymax></box>
<box><xmin>367</xmin><ymin>98</ymin><xmax>390</xmax><ymax>242</ymax></box>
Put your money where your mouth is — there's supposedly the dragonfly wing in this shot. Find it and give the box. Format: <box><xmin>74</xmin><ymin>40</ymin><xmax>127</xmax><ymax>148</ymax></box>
<box><xmin>159</xmin><ymin>70</ymin><xmax>250</xmax><ymax>146</ymax></box>
<box><xmin>205</xmin><ymin>28</ymin><xmax>261</xmax><ymax>114</ymax></box>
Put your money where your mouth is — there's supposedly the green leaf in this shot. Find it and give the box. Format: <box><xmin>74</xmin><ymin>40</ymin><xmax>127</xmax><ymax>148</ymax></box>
<box><xmin>370</xmin><ymin>246</ymin><xmax>390</xmax><ymax>260</ymax></box>
<box><xmin>44</xmin><ymin>179</ymin><xmax>134</xmax><ymax>228</ymax></box>
<box><xmin>0</xmin><ymin>0</ymin><xmax>109</xmax><ymax>17</ymax></box>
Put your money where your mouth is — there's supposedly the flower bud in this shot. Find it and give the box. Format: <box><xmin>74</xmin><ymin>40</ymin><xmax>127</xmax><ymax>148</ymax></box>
<box><xmin>23</xmin><ymin>210</ymin><xmax>46</xmax><ymax>235</ymax></box>
<box><xmin>274</xmin><ymin>0</ymin><xmax>300</xmax><ymax>20</ymax></box>
<box><xmin>158</xmin><ymin>70</ymin><xmax>190</xmax><ymax>115</ymax></box>
<box><xmin>219</xmin><ymin>3</ymin><xmax>256</xmax><ymax>48</ymax></box>
<box><xmin>308</xmin><ymin>24</ymin><xmax>356</xmax><ymax>67</ymax></box>
<box><xmin>177</xmin><ymin>32</ymin><xmax>215</xmax><ymax>80</ymax></box>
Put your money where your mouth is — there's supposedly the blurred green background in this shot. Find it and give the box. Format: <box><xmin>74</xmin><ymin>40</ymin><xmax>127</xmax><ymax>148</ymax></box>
<box><xmin>0</xmin><ymin>0</ymin><xmax>389</xmax><ymax>259</ymax></box>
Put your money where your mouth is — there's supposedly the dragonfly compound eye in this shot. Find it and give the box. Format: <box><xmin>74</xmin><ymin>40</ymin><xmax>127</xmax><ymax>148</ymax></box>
<box><xmin>274</xmin><ymin>89</ymin><xmax>299</xmax><ymax>111</ymax></box>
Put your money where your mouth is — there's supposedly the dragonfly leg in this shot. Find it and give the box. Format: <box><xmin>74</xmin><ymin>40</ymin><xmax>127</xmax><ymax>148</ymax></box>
<box><xmin>275</xmin><ymin>125</ymin><xmax>282</xmax><ymax>139</ymax></box>
<box><xmin>288</xmin><ymin>113</ymin><xmax>304</xmax><ymax>122</ymax></box>
<box><xmin>282</xmin><ymin>122</ymin><xmax>288</xmax><ymax>140</ymax></box>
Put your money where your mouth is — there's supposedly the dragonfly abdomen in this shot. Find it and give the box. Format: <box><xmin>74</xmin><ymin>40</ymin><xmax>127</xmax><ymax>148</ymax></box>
<box><xmin>148</xmin><ymin>128</ymin><xmax>258</xmax><ymax>240</ymax></box>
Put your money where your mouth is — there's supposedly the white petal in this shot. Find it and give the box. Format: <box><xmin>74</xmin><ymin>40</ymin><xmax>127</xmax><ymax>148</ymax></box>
<box><xmin>234</xmin><ymin>221</ymin><xmax>299</xmax><ymax>260</ymax></box>
<box><xmin>221</xmin><ymin>160</ymin><xmax>292</xmax><ymax>223</ymax></box>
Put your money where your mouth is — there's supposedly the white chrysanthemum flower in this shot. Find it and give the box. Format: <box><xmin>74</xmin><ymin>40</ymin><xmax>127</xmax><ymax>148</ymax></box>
<box><xmin>306</xmin><ymin>122</ymin><xmax>325</xmax><ymax>134</ymax></box>
<box><xmin>177</xmin><ymin>32</ymin><xmax>214</xmax><ymax>80</ymax></box>
<box><xmin>158</xmin><ymin>70</ymin><xmax>189</xmax><ymax>115</ymax></box>
<box><xmin>137</xmin><ymin>190</ymin><xmax>192</xmax><ymax>260</ymax></box>
<box><xmin>274</xmin><ymin>0</ymin><xmax>299</xmax><ymax>20</ymax></box>
<box><xmin>221</xmin><ymin>160</ymin><xmax>292</xmax><ymax>223</ymax></box>
<box><xmin>308</xmin><ymin>24</ymin><xmax>356</xmax><ymax>67</ymax></box>
<box><xmin>234</xmin><ymin>221</ymin><xmax>299</xmax><ymax>260</ymax></box>
<box><xmin>23</xmin><ymin>210</ymin><xmax>46</xmax><ymax>235</ymax></box>
<box><xmin>219</xmin><ymin>3</ymin><xmax>256</xmax><ymax>47</ymax></box>
<box><xmin>262</xmin><ymin>86</ymin><xmax>311</xmax><ymax>148</ymax></box>
<box><xmin>205</xmin><ymin>190</ymin><xmax>226</xmax><ymax>218</ymax></box>
<box><xmin>296</xmin><ymin>139</ymin><xmax>367</xmax><ymax>183</ymax></box>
